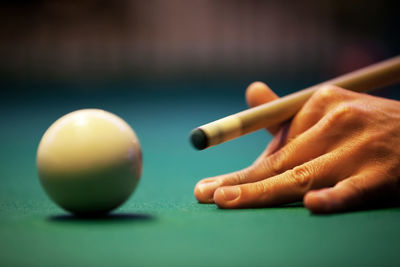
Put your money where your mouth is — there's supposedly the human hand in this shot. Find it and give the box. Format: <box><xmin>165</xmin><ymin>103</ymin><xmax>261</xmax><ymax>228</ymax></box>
<box><xmin>194</xmin><ymin>82</ymin><xmax>400</xmax><ymax>213</ymax></box>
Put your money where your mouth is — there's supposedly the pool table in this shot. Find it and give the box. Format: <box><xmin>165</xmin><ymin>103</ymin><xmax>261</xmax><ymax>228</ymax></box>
<box><xmin>0</xmin><ymin>79</ymin><xmax>399</xmax><ymax>267</ymax></box>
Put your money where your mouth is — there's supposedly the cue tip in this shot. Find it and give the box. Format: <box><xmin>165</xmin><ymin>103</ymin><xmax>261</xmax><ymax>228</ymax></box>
<box><xmin>190</xmin><ymin>128</ymin><xmax>208</xmax><ymax>150</ymax></box>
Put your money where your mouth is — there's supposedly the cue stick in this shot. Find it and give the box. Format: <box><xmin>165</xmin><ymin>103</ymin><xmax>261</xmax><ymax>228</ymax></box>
<box><xmin>190</xmin><ymin>55</ymin><xmax>400</xmax><ymax>150</ymax></box>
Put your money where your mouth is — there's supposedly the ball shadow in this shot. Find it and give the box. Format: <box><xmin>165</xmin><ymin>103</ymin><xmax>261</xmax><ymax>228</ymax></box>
<box><xmin>48</xmin><ymin>212</ymin><xmax>155</xmax><ymax>224</ymax></box>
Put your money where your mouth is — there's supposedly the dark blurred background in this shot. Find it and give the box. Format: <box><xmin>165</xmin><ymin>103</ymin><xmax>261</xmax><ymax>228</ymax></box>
<box><xmin>1</xmin><ymin>2</ymin><xmax>400</xmax><ymax>265</ymax></box>
<box><xmin>0</xmin><ymin>0</ymin><xmax>399</xmax><ymax>87</ymax></box>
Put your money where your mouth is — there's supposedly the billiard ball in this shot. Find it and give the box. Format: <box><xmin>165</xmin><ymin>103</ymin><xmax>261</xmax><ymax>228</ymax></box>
<box><xmin>36</xmin><ymin>109</ymin><xmax>142</xmax><ymax>216</ymax></box>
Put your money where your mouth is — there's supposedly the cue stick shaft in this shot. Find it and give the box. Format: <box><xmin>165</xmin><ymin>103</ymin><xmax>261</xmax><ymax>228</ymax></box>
<box><xmin>192</xmin><ymin>55</ymin><xmax>400</xmax><ymax>149</ymax></box>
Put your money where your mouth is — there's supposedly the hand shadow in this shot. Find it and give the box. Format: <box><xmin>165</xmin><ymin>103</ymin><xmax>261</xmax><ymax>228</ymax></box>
<box><xmin>270</xmin><ymin>201</ymin><xmax>400</xmax><ymax>215</ymax></box>
<box><xmin>309</xmin><ymin>201</ymin><xmax>400</xmax><ymax>216</ymax></box>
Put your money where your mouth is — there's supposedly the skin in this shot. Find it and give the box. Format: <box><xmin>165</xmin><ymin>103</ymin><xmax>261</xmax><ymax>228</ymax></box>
<box><xmin>194</xmin><ymin>82</ymin><xmax>400</xmax><ymax>213</ymax></box>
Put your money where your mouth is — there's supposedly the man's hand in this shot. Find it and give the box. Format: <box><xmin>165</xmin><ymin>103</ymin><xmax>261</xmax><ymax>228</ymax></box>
<box><xmin>194</xmin><ymin>82</ymin><xmax>400</xmax><ymax>213</ymax></box>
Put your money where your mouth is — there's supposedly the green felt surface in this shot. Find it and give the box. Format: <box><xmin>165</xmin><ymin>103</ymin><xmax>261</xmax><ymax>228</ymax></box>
<box><xmin>1</xmin><ymin>81</ymin><xmax>400</xmax><ymax>267</ymax></box>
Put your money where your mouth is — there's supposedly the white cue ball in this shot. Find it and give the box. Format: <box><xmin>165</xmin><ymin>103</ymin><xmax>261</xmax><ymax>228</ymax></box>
<box><xmin>37</xmin><ymin>109</ymin><xmax>142</xmax><ymax>215</ymax></box>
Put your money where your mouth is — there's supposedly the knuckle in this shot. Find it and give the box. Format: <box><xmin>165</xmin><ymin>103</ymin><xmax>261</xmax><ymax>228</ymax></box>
<box><xmin>289</xmin><ymin>164</ymin><xmax>314</xmax><ymax>191</ymax></box>
<box><xmin>313</xmin><ymin>85</ymin><xmax>343</xmax><ymax>102</ymax></box>
<box><xmin>235</xmin><ymin>168</ymin><xmax>252</xmax><ymax>184</ymax></box>
<box><xmin>327</xmin><ymin>103</ymin><xmax>363</xmax><ymax>126</ymax></box>
<box><xmin>254</xmin><ymin>181</ymin><xmax>268</xmax><ymax>195</ymax></box>
<box><xmin>305</xmin><ymin>85</ymin><xmax>345</xmax><ymax>115</ymax></box>
<box><xmin>227</xmin><ymin>165</ymin><xmax>258</xmax><ymax>185</ymax></box>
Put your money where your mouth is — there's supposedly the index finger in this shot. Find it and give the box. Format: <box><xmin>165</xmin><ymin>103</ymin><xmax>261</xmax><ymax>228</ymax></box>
<box><xmin>245</xmin><ymin>81</ymin><xmax>280</xmax><ymax>135</ymax></box>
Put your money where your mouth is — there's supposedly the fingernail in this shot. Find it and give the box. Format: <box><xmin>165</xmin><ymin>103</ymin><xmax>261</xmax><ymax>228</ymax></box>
<box><xmin>198</xmin><ymin>181</ymin><xmax>219</xmax><ymax>195</ymax></box>
<box><xmin>221</xmin><ymin>187</ymin><xmax>241</xmax><ymax>202</ymax></box>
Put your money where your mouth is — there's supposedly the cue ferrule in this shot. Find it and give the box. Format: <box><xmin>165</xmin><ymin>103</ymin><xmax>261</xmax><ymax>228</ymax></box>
<box><xmin>199</xmin><ymin>115</ymin><xmax>243</xmax><ymax>147</ymax></box>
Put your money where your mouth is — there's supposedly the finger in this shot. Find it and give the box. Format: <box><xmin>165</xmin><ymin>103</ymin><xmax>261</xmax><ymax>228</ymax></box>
<box><xmin>245</xmin><ymin>81</ymin><xmax>280</xmax><ymax>135</ymax></box>
<box><xmin>194</xmin><ymin>124</ymin><xmax>289</xmax><ymax>203</ymax></box>
<box><xmin>213</xmin><ymin>150</ymin><xmax>350</xmax><ymax>209</ymax></box>
<box><xmin>304</xmin><ymin>170</ymin><xmax>398</xmax><ymax>213</ymax></box>
<box><xmin>286</xmin><ymin>85</ymin><xmax>357</xmax><ymax>141</ymax></box>
<box><xmin>253</xmin><ymin>122</ymin><xmax>290</xmax><ymax>163</ymax></box>
<box><xmin>195</xmin><ymin>114</ymin><xmax>345</xmax><ymax>204</ymax></box>
<box><xmin>194</xmin><ymin>126</ymin><xmax>288</xmax><ymax>203</ymax></box>
<box><xmin>246</xmin><ymin>81</ymin><xmax>278</xmax><ymax>107</ymax></box>
<box><xmin>253</xmin><ymin>119</ymin><xmax>295</xmax><ymax>167</ymax></box>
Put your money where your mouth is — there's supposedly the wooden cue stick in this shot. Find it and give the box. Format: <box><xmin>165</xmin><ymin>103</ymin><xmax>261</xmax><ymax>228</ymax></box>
<box><xmin>190</xmin><ymin>55</ymin><xmax>400</xmax><ymax>150</ymax></box>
